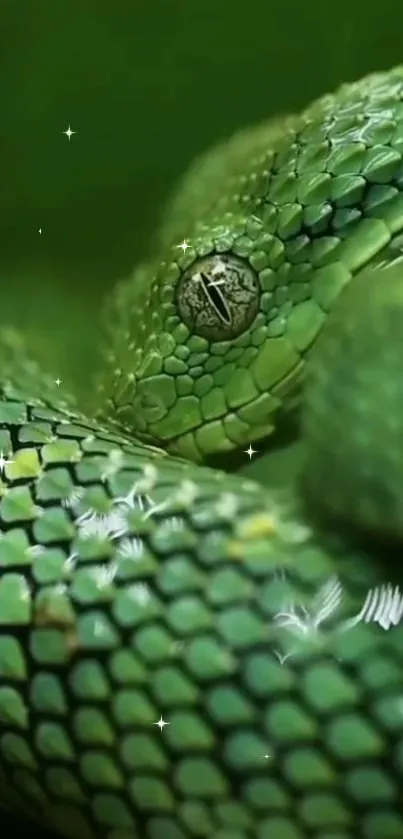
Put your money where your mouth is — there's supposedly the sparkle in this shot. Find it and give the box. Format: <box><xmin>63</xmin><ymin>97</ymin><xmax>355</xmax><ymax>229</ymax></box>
<box><xmin>177</xmin><ymin>240</ymin><xmax>190</xmax><ymax>253</ymax></box>
<box><xmin>154</xmin><ymin>716</ymin><xmax>170</xmax><ymax>731</ymax></box>
<box><xmin>38</xmin><ymin>228</ymin><xmax>42</xmax><ymax>235</ymax></box>
<box><xmin>244</xmin><ymin>444</ymin><xmax>257</xmax><ymax>460</ymax></box>
<box><xmin>54</xmin><ymin>378</ymin><xmax>62</xmax><ymax>386</ymax></box>
<box><xmin>0</xmin><ymin>450</ymin><xmax>13</xmax><ymax>471</ymax></box>
<box><xmin>63</xmin><ymin>125</ymin><xmax>76</xmax><ymax>141</ymax></box>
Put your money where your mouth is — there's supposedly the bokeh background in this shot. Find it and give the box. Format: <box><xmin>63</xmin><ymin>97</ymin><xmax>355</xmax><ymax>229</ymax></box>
<box><xmin>0</xmin><ymin>0</ymin><xmax>403</xmax><ymax>833</ymax></box>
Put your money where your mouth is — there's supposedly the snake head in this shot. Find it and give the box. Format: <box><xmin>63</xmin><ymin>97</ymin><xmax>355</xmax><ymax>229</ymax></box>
<box><xmin>98</xmin><ymin>213</ymin><xmax>325</xmax><ymax>461</ymax></box>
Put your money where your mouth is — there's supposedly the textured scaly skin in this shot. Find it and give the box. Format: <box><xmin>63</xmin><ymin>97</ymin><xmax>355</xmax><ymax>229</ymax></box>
<box><xmin>99</xmin><ymin>66</ymin><xmax>403</xmax><ymax>464</ymax></box>
<box><xmin>1</xmin><ymin>69</ymin><xmax>403</xmax><ymax>839</ymax></box>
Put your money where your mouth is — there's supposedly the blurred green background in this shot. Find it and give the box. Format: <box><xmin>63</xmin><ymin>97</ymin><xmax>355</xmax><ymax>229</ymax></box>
<box><xmin>1</xmin><ymin>0</ymin><xmax>403</xmax><ymax>835</ymax></box>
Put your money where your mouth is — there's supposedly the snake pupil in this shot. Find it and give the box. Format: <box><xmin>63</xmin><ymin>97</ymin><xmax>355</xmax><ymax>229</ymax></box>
<box><xmin>177</xmin><ymin>254</ymin><xmax>259</xmax><ymax>341</ymax></box>
<box><xmin>199</xmin><ymin>273</ymin><xmax>232</xmax><ymax>325</ymax></box>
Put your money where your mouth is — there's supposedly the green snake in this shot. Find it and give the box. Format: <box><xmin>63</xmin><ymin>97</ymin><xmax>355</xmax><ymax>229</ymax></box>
<box><xmin>1</xmin><ymin>67</ymin><xmax>403</xmax><ymax>839</ymax></box>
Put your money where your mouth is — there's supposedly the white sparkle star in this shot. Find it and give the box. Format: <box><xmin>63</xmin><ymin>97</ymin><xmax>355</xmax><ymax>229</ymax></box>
<box><xmin>38</xmin><ymin>228</ymin><xmax>42</xmax><ymax>235</ymax></box>
<box><xmin>63</xmin><ymin>126</ymin><xmax>76</xmax><ymax>141</ymax></box>
<box><xmin>0</xmin><ymin>450</ymin><xmax>13</xmax><ymax>471</ymax></box>
<box><xmin>54</xmin><ymin>378</ymin><xmax>62</xmax><ymax>386</ymax></box>
<box><xmin>244</xmin><ymin>444</ymin><xmax>257</xmax><ymax>460</ymax></box>
<box><xmin>154</xmin><ymin>716</ymin><xmax>170</xmax><ymax>730</ymax></box>
<box><xmin>177</xmin><ymin>240</ymin><xmax>190</xmax><ymax>253</ymax></box>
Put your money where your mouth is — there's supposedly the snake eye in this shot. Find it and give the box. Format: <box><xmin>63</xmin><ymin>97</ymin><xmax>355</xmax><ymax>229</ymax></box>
<box><xmin>177</xmin><ymin>254</ymin><xmax>260</xmax><ymax>342</ymax></box>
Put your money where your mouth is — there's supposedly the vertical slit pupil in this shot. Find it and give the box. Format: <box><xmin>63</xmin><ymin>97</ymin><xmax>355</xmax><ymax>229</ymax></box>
<box><xmin>200</xmin><ymin>273</ymin><xmax>231</xmax><ymax>325</ymax></box>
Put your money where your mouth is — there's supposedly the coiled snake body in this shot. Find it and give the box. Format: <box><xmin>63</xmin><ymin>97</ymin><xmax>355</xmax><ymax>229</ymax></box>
<box><xmin>1</xmin><ymin>68</ymin><xmax>403</xmax><ymax>839</ymax></box>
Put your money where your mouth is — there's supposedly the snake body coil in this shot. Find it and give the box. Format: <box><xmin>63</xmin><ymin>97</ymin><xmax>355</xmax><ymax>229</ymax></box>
<box><xmin>1</xmin><ymin>69</ymin><xmax>403</xmax><ymax>839</ymax></box>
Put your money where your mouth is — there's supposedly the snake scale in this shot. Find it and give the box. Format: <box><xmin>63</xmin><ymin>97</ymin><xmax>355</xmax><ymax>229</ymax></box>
<box><xmin>1</xmin><ymin>67</ymin><xmax>403</xmax><ymax>839</ymax></box>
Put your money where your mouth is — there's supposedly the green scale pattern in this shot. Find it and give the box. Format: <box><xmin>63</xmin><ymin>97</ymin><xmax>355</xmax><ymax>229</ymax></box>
<box><xmin>0</xmin><ymin>344</ymin><xmax>403</xmax><ymax>839</ymax></box>
<box><xmin>100</xmin><ymin>67</ymin><xmax>403</xmax><ymax>463</ymax></box>
<box><xmin>3</xmin><ymin>66</ymin><xmax>403</xmax><ymax>839</ymax></box>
